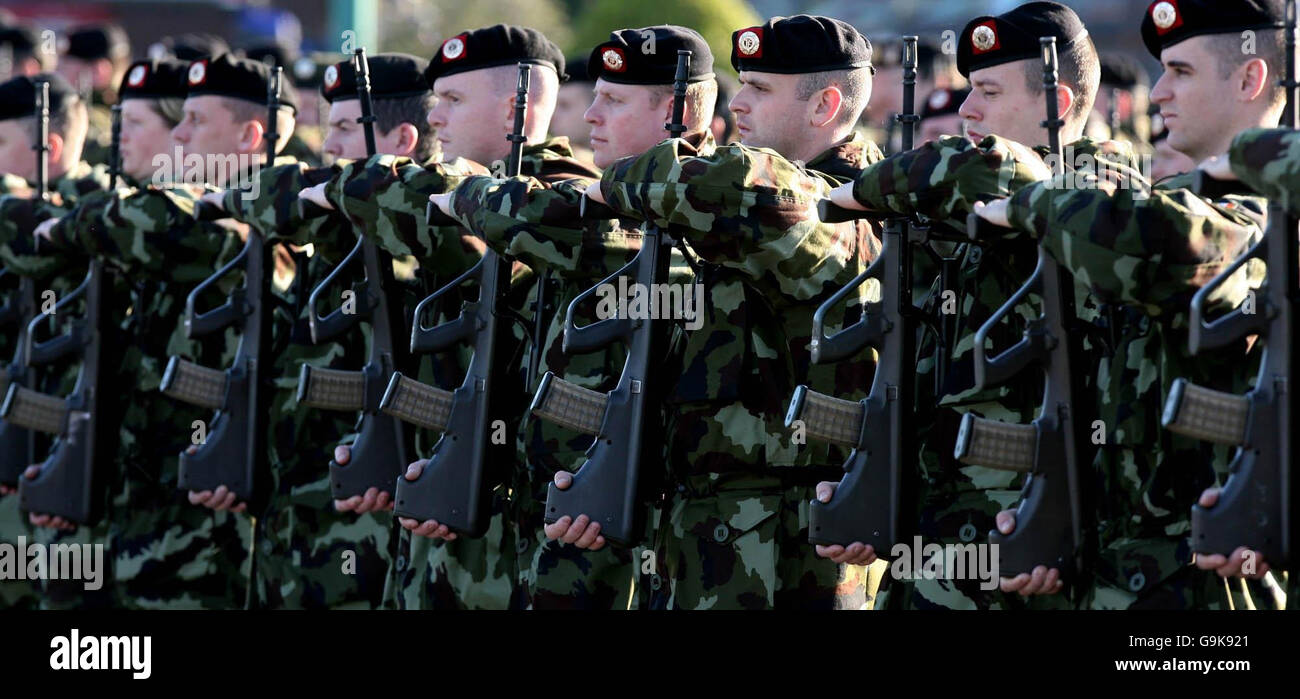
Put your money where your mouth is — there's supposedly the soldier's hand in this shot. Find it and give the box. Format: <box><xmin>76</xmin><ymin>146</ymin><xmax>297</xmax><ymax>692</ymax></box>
<box><xmin>995</xmin><ymin>509</ymin><xmax>1064</xmax><ymax>596</ymax></box>
<box><xmin>1191</xmin><ymin>488</ymin><xmax>1270</xmax><ymax>579</ymax></box>
<box><xmin>827</xmin><ymin>182</ymin><xmax>867</xmax><ymax>211</ymax></box>
<box><xmin>200</xmin><ymin>191</ymin><xmax>226</xmax><ymax>211</ymax></box>
<box><xmin>0</xmin><ymin>482</ymin><xmax>15</xmax><ymax>496</ymax></box>
<box><xmin>972</xmin><ymin>199</ymin><xmax>1011</xmax><ymax>228</ymax></box>
<box><xmin>1197</xmin><ymin>153</ymin><xmax>1236</xmax><ymax>182</ymax></box>
<box><xmin>395</xmin><ymin>460</ymin><xmax>459</xmax><ymax>541</ymax></box>
<box><xmin>33</xmin><ymin>217</ymin><xmax>59</xmax><ymax>242</ymax></box>
<box><xmin>298</xmin><ymin>182</ymin><xmax>334</xmax><ymax>210</ymax></box>
<box><xmin>583</xmin><ymin>181</ymin><xmax>606</xmax><ymax>206</ymax></box>
<box><xmin>22</xmin><ymin>466</ymin><xmax>77</xmax><ymax>531</ymax></box>
<box><xmin>428</xmin><ymin>192</ymin><xmax>453</xmax><ymax>216</ymax></box>
<box><xmin>812</xmin><ymin>481</ymin><xmax>879</xmax><ymax>565</ymax></box>
<box><xmin>332</xmin><ymin>445</ymin><xmax>395</xmax><ymax>514</ymax></box>
<box><xmin>542</xmin><ymin>471</ymin><xmax>606</xmax><ymax>551</ymax></box>
<box><xmin>187</xmin><ymin>484</ymin><xmax>248</xmax><ymax>513</ymax></box>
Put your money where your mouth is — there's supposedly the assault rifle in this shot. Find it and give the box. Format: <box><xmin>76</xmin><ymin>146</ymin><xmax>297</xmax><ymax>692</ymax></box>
<box><xmin>953</xmin><ymin>37</ymin><xmax>1085</xmax><ymax>579</ymax></box>
<box><xmin>297</xmin><ymin>47</ymin><xmax>412</xmax><ymax>499</ymax></box>
<box><xmin>3</xmin><ymin>99</ymin><xmax>119</xmax><ymax>524</ymax></box>
<box><xmin>160</xmin><ymin>68</ymin><xmax>284</xmax><ymax>507</ymax></box>
<box><xmin>1162</xmin><ymin>0</ymin><xmax>1298</xmax><ymax>569</ymax></box>
<box><xmin>384</xmin><ymin>63</ymin><xmax>533</xmax><ymax>537</ymax></box>
<box><xmin>527</xmin><ymin>50</ymin><xmax>695</xmax><ymax>547</ymax></box>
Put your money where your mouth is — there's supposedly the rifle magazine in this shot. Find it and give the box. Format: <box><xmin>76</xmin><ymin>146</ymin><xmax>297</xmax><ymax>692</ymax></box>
<box><xmin>297</xmin><ymin>365</ymin><xmax>366</xmax><ymax>412</ymax></box>
<box><xmin>0</xmin><ymin>385</ymin><xmax>64</xmax><ymax>435</ymax></box>
<box><xmin>786</xmin><ymin>386</ymin><xmax>864</xmax><ymax>449</ymax></box>
<box><xmin>531</xmin><ymin>373</ymin><xmax>607</xmax><ymax>436</ymax></box>
<box><xmin>160</xmin><ymin>357</ymin><xmax>228</xmax><ymax>411</ymax></box>
<box><xmin>380</xmin><ymin>373</ymin><xmax>453</xmax><ymax>432</ymax></box>
<box><xmin>955</xmin><ymin>414</ymin><xmax>1036</xmax><ymax>473</ymax></box>
<box><xmin>1162</xmin><ymin>378</ymin><xmax>1250</xmax><ymax>446</ymax></box>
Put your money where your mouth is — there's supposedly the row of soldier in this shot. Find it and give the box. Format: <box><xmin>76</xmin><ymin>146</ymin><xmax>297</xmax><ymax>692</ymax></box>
<box><xmin>0</xmin><ymin>0</ymin><xmax>1294</xmax><ymax>610</ymax></box>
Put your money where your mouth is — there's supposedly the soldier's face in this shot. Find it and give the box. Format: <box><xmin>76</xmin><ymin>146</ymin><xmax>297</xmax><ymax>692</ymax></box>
<box><xmin>427</xmin><ymin>70</ymin><xmax>513</xmax><ymax>165</ymax></box>
<box><xmin>731</xmin><ymin>71</ymin><xmax>826</xmax><ymax>156</ymax></box>
<box><xmin>960</xmin><ymin>61</ymin><xmax>1044</xmax><ymax>146</ymax></box>
<box><xmin>552</xmin><ymin>81</ymin><xmax>593</xmax><ymax>149</ymax></box>
<box><xmin>1150</xmin><ymin>37</ymin><xmax>1238</xmax><ymax>161</ymax></box>
<box><xmin>585</xmin><ymin>79</ymin><xmax>671</xmax><ymax>169</ymax></box>
<box><xmin>120</xmin><ymin>99</ymin><xmax>177</xmax><ymax>181</ymax></box>
<box><xmin>323</xmin><ymin>100</ymin><xmax>413</xmax><ymax>161</ymax></box>
<box><xmin>0</xmin><ymin>119</ymin><xmax>37</xmax><ymax>182</ymax></box>
<box><xmin>919</xmin><ymin>113</ymin><xmax>963</xmax><ymax>144</ymax></box>
<box><xmin>172</xmin><ymin>96</ymin><xmax>257</xmax><ymax>183</ymax></box>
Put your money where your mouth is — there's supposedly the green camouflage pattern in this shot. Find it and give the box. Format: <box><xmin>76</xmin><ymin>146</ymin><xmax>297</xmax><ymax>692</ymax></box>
<box><xmin>595</xmin><ymin>133</ymin><xmax>881</xmax><ymax>609</ymax></box>
<box><xmin>1001</xmin><ymin>149</ymin><xmax>1267</xmax><ymax>609</ymax></box>
<box><xmin>1228</xmin><ymin>127</ymin><xmax>1300</xmax><ymax>215</ymax></box>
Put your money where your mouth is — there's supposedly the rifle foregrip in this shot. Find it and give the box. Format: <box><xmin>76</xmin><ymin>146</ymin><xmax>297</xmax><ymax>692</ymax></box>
<box><xmin>954</xmin><ymin>413</ymin><xmax>1036</xmax><ymax>472</ymax></box>
<box><xmin>296</xmin><ymin>365</ymin><xmax>366</xmax><ymax>412</ymax></box>
<box><xmin>785</xmin><ymin>385</ymin><xmax>864</xmax><ymax>449</ymax></box>
<box><xmin>0</xmin><ymin>384</ymin><xmax>64</xmax><ymax>435</ymax></box>
<box><xmin>530</xmin><ymin>372</ymin><xmax>607</xmax><ymax>436</ymax></box>
<box><xmin>379</xmin><ymin>372</ymin><xmax>453</xmax><ymax>432</ymax></box>
<box><xmin>160</xmin><ymin>356</ymin><xmax>228</xmax><ymax>411</ymax></box>
<box><xmin>1162</xmin><ymin>378</ymin><xmax>1250</xmax><ymax>446</ymax></box>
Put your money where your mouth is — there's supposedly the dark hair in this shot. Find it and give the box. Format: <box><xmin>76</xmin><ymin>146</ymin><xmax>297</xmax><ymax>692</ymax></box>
<box><xmin>1206</xmin><ymin>29</ymin><xmax>1287</xmax><ymax>109</ymax></box>
<box><xmin>1022</xmin><ymin>34</ymin><xmax>1099</xmax><ymax>125</ymax></box>
<box><xmin>373</xmin><ymin>92</ymin><xmax>438</xmax><ymax>162</ymax></box>
<box><xmin>796</xmin><ymin>67</ymin><xmax>873</xmax><ymax>127</ymax></box>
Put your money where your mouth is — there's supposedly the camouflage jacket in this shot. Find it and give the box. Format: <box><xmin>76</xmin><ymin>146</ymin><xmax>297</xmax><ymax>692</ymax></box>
<box><xmin>597</xmin><ymin>133</ymin><xmax>882</xmax><ymax>482</ymax></box>
<box><xmin>1227</xmin><ymin>127</ymin><xmax>1300</xmax><ymax>214</ymax></box>
<box><xmin>1001</xmin><ymin>150</ymin><xmax>1267</xmax><ymax>595</ymax></box>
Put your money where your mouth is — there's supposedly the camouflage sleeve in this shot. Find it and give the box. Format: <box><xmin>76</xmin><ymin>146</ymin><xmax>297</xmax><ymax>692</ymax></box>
<box><xmin>598</xmin><ymin>140</ymin><xmax>871</xmax><ymax>304</ymax></box>
<box><xmin>1228</xmin><ymin>127</ymin><xmax>1300</xmax><ymax>215</ymax></box>
<box><xmin>45</xmin><ymin>183</ymin><xmax>236</xmax><ymax>282</ymax></box>
<box><xmin>220</xmin><ymin>161</ymin><xmax>352</xmax><ymax>262</ymax></box>
<box><xmin>850</xmin><ymin>135</ymin><xmax>1051</xmax><ymax>230</ymax></box>
<box><xmin>1004</xmin><ymin>176</ymin><xmax>1265</xmax><ymax>315</ymax></box>
<box><xmin>324</xmin><ymin>154</ymin><xmax>486</xmax><ymax>277</ymax></box>
<box><xmin>447</xmin><ymin>174</ymin><xmax>640</xmax><ymax>280</ymax></box>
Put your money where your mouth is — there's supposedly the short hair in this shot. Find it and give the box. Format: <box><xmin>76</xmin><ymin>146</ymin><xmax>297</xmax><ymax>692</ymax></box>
<box><xmin>218</xmin><ymin>96</ymin><xmax>296</xmax><ymax>154</ymax></box>
<box><xmin>373</xmin><ymin>92</ymin><xmax>438</xmax><ymax>162</ymax></box>
<box><xmin>795</xmin><ymin>67</ymin><xmax>873</xmax><ymax>128</ymax></box>
<box><xmin>1021</xmin><ymin>35</ymin><xmax>1100</xmax><ymax>127</ymax></box>
<box><xmin>1205</xmin><ymin>29</ymin><xmax>1287</xmax><ymax>110</ymax></box>
<box><xmin>20</xmin><ymin>94</ymin><xmax>88</xmax><ymax>142</ymax></box>
<box><xmin>147</xmin><ymin>97</ymin><xmax>186</xmax><ymax>128</ymax></box>
<box><xmin>646</xmin><ymin>79</ymin><xmax>719</xmax><ymax>132</ymax></box>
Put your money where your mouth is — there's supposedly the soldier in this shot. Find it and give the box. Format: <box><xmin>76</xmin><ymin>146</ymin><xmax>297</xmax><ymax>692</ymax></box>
<box><xmin>146</xmin><ymin>33</ymin><xmax>230</xmax><ymax>63</ymax></box>
<box><xmin>1086</xmin><ymin>52</ymin><xmax>1151</xmax><ymax>148</ymax></box>
<box><xmin>429</xmin><ymin>24</ymin><xmax>721</xmax><ymax>609</ymax></box>
<box><xmin>863</xmin><ymin>37</ymin><xmax>964</xmax><ymax>153</ymax></box>
<box><xmin>0</xmin><ymin>24</ymin><xmax>53</xmax><ymax>79</ymax></box>
<box><xmin>58</xmin><ymin>24</ymin><xmax>132</xmax><ymax>167</ymax></box>
<box><xmin>821</xmin><ymin>1</ymin><xmax>1125</xmax><ymax>610</ymax></box>
<box><xmin>559</xmin><ymin>14</ymin><xmax>880</xmax><ymax>610</ymax></box>
<box><xmin>918</xmin><ymin>86</ymin><xmax>971</xmax><ymax>144</ymax></box>
<box><xmin>299</xmin><ymin>24</ymin><xmax>591</xmax><ymax>610</ymax></box>
<box><xmin>972</xmin><ymin>0</ymin><xmax>1286</xmax><ymax>609</ymax></box>
<box><xmin>244</xmin><ymin>43</ymin><xmax>324</xmax><ymax>168</ymax></box>
<box><xmin>551</xmin><ymin>53</ymin><xmax>595</xmax><ymax>160</ymax></box>
<box><xmin>191</xmin><ymin>52</ymin><xmax>439</xmax><ymax>609</ymax></box>
<box><xmin>0</xmin><ymin>73</ymin><xmax>112</xmax><ymax>602</ymax></box>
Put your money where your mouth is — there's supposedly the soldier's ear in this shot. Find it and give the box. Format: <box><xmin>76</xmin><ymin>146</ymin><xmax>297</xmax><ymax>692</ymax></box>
<box><xmin>46</xmin><ymin>132</ymin><xmax>65</xmax><ymax>166</ymax></box>
<box><xmin>811</xmin><ymin>84</ymin><xmax>845</xmax><ymax>129</ymax></box>
<box><xmin>237</xmin><ymin>119</ymin><xmax>265</xmax><ymax>154</ymax></box>
<box><xmin>389</xmin><ymin>122</ymin><xmax>420</xmax><ymax>157</ymax></box>
<box><xmin>1240</xmin><ymin>57</ymin><xmax>1270</xmax><ymax>103</ymax></box>
<box><xmin>1055</xmin><ymin>84</ymin><xmax>1076</xmax><ymax>124</ymax></box>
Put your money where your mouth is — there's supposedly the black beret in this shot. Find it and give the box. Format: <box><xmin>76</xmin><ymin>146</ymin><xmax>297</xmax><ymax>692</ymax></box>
<box><xmin>731</xmin><ymin>15</ymin><xmax>873</xmax><ymax>75</ymax></box>
<box><xmin>243</xmin><ymin>43</ymin><xmax>300</xmax><ymax>70</ymax></box>
<box><xmin>118</xmin><ymin>57</ymin><xmax>189</xmax><ymax>101</ymax></box>
<box><xmin>424</xmin><ymin>24</ymin><xmax>565</xmax><ymax>85</ymax></box>
<box><xmin>1099</xmin><ymin>52</ymin><xmax>1149</xmax><ymax>88</ymax></box>
<box><xmin>0</xmin><ymin>73</ymin><xmax>77</xmax><ymax>122</ymax></box>
<box><xmin>0</xmin><ymin>24</ymin><xmax>38</xmax><ymax>53</ymax></box>
<box><xmin>564</xmin><ymin>53</ymin><xmax>591</xmax><ymax>83</ymax></box>
<box><xmin>321</xmin><ymin>53</ymin><xmax>431</xmax><ymax>103</ymax></box>
<box><xmin>185</xmin><ymin>53</ymin><xmax>299</xmax><ymax>114</ymax></box>
<box><xmin>148</xmin><ymin>33</ymin><xmax>231</xmax><ymax>62</ymax></box>
<box><xmin>920</xmin><ymin>87</ymin><xmax>971</xmax><ymax>120</ymax></box>
<box><xmin>957</xmin><ymin>1</ymin><xmax>1091</xmax><ymax>78</ymax></box>
<box><xmin>587</xmin><ymin>25</ymin><xmax>714</xmax><ymax>85</ymax></box>
<box><xmin>64</xmin><ymin>25</ymin><xmax>130</xmax><ymax>61</ymax></box>
<box><xmin>1141</xmin><ymin>0</ymin><xmax>1284</xmax><ymax>60</ymax></box>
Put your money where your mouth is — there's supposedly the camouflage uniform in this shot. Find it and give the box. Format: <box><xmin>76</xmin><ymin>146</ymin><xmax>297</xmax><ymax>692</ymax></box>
<box><xmin>41</xmin><ymin>174</ymin><xmax>254</xmax><ymax>608</ymax></box>
<box><xmin>999</xmin><ymin>149</ymin><xmax>1268</xmax><ymax>609</ymax></box>
<box><xmin>444</xmin><ymin>134</ymin><xmax>694</xmax><ymax>609</ymax></box>
<box><xmin>595</xmin><ymin>134</ymin><xmax>881</xmax><ymax>610</ymax></box>
<box><xmin>843</xmin><ymin>135</ymin><xmax>1145</xmax><ymax>609</ymax></box>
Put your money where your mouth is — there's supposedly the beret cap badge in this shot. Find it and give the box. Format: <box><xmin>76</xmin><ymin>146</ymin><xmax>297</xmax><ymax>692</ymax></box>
<box><xmin>602</xmin><ymin>48</ymin><xmax>625</xmax><ymax>71</ymax></box>
<box><xmin>737</xmin><ymin>29</ymin><xmax>761</xmax><ymax>56</ymax></box>
<box><xmin>127</xmin><ymin>65</ymin><xmax>147</xmax><ymax>88</ymax></box>
<box><xmin>972</xmin><ymin>24</ymin><xmax>997</xmax><ymax>52</ymax></box>
<box><xmin>442</xmin><ymin>36</ymin><xmax>466</xmax><ymax>61</ymax></box>
<box><xmin>1152</xmin><ymin>2</ymin><xmax>1178</xmax><ymax>30</ymax></box>
<box><xmin>188</xmin><ymin>60</ymin><xmax>207</xmax><ymax>86</ymax></box>
<box><xmin>323</xmin><ymin>64</ymin><xmax>339</xmax><ymax>90</ymax></box>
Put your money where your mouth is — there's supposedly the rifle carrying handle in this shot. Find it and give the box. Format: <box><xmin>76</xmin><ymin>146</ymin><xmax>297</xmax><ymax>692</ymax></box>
<box><xmin>1188</xmin><ymin>238</ymin><xmax>1266</xmax><ymax>354</ymax></box>
<box><xmin>379</xmin><ymin>372</ymin><xmax>454</xmax><ymax>432</ymax></box>
<box><xmin>954</xmin><ymin>413</ymin><xmax>1037</xmax><ymax>472</ymax></box>
<box><xmin>409</xmin><ymin>256</ymin><xmax>487</xmax><ymax>355</ymax></box>
<box><xmin>308</xmin><ymin>237</ymin><xmax>368</xmax><ymax>344</ymax></box>
<box><xmin>530</xmin><ymin>372</ymin><xmax>608</xmax><ymax>436</ymax></box>
<box><xmin>1162</xmin><ymin>378</ymin><xmax>1251</xmax><ymax>446</ymax></box>
<box><xmin>561</xmin><ymin>253</ymin><xmax>637</xmax><ymax>355</ymax></box>
<box><xmin>785</xmin><ymin>385</ymin><xmax>865</xmax><ymax>449</ymax></box>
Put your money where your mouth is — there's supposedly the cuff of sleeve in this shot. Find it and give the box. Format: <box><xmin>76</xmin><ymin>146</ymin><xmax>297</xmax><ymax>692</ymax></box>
<box><xmin>1005</xmin><ymin>185</ymin><xmax>1045</xmax><ymax>240</ymax></box>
